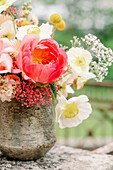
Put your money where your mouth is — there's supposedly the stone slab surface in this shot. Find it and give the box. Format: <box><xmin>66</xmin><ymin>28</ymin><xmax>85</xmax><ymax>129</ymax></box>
<box><xmin>0</xmin><ymin>145</ymin><xmax>113</xmax><ymax>170</ymax></box>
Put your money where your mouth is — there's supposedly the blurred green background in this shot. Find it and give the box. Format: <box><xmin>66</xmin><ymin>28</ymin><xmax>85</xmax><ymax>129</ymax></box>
<box><xmin>15</xmin><ymin>0</ymin><xmax>113</xmax><ymax>149</ymax></box>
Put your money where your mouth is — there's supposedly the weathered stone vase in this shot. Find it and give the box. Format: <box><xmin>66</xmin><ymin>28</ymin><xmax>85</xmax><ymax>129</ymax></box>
<box><xmin>0</xmin><ymin>98</ymin><xmax>56</xmax><ymax>160</ymax></box>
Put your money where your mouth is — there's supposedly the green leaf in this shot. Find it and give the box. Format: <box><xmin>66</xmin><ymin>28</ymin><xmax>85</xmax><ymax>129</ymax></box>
<box><xmin>50</xmin><ymin>82</ymin><xmax>57</xmax><ymax>100</ymax></box>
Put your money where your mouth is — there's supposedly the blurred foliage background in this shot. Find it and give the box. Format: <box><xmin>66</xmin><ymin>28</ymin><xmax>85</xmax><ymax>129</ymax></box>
<box><xmin>14</xmin><ymin>0</ymin><xmax>113</xmax><ymax>149</ymax></box>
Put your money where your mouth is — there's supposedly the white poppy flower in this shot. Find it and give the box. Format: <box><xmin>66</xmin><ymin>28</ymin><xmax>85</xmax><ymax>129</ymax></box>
<box><xmin>16</xmin><ymin>23</ymin><xmax>53</xmax><ymax>41</ymax></box>
<box><xmin>55</xmin><ymin>95</ymin><xmax>92</xmax><ymax>128</ymax></box>
<box><xmin>73</xmin><ymin>72</ymin><xmax>96</xmax><ymax>90</ymax></box>
<box><xmin>0</xmin><ymin>0</ymin><xmax>16</xmax><ymax>13</ymax></box>
<box><xmin>67</xmin><ymin>47</ymin><xmax>92</xmax><ymax>76</ymax></box>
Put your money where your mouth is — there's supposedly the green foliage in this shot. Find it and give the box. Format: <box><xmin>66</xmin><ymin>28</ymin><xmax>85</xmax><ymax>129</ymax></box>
<box><xmin>50</xmin><ymin>82</ymin><xmax>57</xmax><ymax>100</ymax></box>
<box><xmin>38</xmin><ymin>0</ymin><xmax>56</xmax><ymax>4</ymax></box>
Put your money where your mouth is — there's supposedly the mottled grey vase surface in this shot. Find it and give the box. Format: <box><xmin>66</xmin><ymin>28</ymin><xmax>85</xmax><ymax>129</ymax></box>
<box><xmin>0</xmin><ymin>98</ymin><xmax>56</xmax><ymax>160</ymax></box>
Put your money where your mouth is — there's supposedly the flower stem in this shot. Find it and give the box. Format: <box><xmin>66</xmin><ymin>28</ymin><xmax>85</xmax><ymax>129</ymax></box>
<box><xmin>7</xmin><ymin>9</ymin><xmax>17</xmax><ymax>34</ymax></box>
<box><xmin>52</xmin><ymin>25</ymin><xmax>56</xmax><ymax>39</ymax></box>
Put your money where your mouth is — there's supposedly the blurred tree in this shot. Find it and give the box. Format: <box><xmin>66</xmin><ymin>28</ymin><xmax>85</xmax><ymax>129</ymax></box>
<box><xmin>39</xmin><ymin>0</ymin><xmax>56</xmax><ymax>4</ymax></box>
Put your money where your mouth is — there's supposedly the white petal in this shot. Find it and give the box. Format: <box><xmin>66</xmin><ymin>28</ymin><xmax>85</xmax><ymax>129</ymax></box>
<box><xmin>71</xmin><ymin>65</ymin><xmax>83</xmax><ymax>75</ymax></box>
<box><xmin>16</xmin><ymin>25</ymin><xmax>35</xmax><ymax>40</ymax></box>
<box><xmin>39</xmin><ymin>23</ymin><xmax>52</xmax><ymax>40</ymax></box>
<box><xmin>1</xmin><ymin>20</ymin><xmax>15</xmax><ymax>35</ymax></box>
<box><xmin>77</xmin><ymin>103</ymin><xmax>92</xmax><ymax>120</ymax></box>
<box><xmin>55</xmin><ymin>95</ymin><xmax>67</xmax><ymax>122</ymax></box>
<box><xmin>68</xmin><ymin>95</ymin><xmax>89</xmax><ymax>104</ymax></box>
<box><xmin>66</xmin><ymin>85</ymin><xmax>74</xmax><ymax>94</ymax></box>
<box><xmin>58</xmin><ymin>114</ymin><xmax>82</xmax><ymax>128</ymax></box>
<box><xmin>83</xmin><ymin>49</ymin><xmax>92</xmax><ymax>64</ymax></box>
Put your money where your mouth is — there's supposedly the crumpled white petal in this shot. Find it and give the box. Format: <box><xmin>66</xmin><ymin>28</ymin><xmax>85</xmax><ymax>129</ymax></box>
<box><xmin>16</xmin><ymin>23</ymin><xmax>53</xmax><ymax>41</ymax></box>
<box><xmin>73</xmin><ymin>72</ymin><xmax>96</xmax><ymax>90</ymax></box>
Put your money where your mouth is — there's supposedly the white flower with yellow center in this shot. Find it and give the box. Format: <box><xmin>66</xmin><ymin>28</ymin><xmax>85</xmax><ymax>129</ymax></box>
<box><xmin>0</xmin><ymin>0</ymin><xmax>16</xmax><ymax>13</ymax></box>
<box><xmin>67</xmin><ymin>47</ymin><xmax>92</xmax><ymax>76</ymax></box>
<box><xmin>55</xmin><ymin>95</ymin><xmax>92</xmax><ymax>128</ymax></box>
<box><xmin>0</xmin><ymin>20</ymin><xmax>16</xmax><ymax>40</ymax></box>
<box><xmin>73</xmin><ymin>72</ymin><xmax>96</xmax><ymax>90</ymax></box>
<box><xmin>16</xmin><ymin>23</ymin><xmax>53</xmax><ymax>41</ymax></box>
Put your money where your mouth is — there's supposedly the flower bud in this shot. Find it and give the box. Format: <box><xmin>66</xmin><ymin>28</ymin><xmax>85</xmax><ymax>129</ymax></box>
<box><xmin>50</xmin><ymin>13</ymin><xmax>62</xmax><ymax>24</ymax></box>
<box><xmin>56</xmin><ymin>20</ymin><xmax>66</xmax><ymax>31</ymax></box>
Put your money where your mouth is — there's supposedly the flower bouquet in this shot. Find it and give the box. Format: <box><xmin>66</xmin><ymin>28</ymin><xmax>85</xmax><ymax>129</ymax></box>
<box><xmin>0</xmin><ymin>0</ymin><xmax>113</xmax><ymax>160</ymax></box>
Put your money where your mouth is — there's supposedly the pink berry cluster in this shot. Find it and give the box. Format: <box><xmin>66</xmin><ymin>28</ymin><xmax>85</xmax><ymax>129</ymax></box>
<box><xmin>3</xmin><ymin>7</ymin><xmax>18</xmax><ymax>17</ymax></box>
<box><xmin>15</xmin><ymin>81</ymin><xmax>53</xmax><ymax>107</ymax></box>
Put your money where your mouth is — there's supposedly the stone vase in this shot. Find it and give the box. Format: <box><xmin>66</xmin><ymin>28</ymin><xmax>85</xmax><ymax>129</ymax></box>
<box><xmin>0</xmin><ymin>98</ymin><xmax>56</xmax><ymax>160</ymax></box>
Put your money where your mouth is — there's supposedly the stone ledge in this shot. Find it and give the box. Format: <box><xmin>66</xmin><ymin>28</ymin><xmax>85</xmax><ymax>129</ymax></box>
<box><xmin>0</xmin><ymin>145</ymin><xmax>113</xmax><ymax>170</ymax></box>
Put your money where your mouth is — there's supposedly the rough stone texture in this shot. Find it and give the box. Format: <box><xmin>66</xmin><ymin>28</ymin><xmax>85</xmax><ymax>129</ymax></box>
<box><xmin>0</xmin><ymin>99</ymin><xmax>56</xmax><ymax>160</ymax></box>
<box><xmin>0</xmin><ymin>145</ymin><xmax>113</xmax><ymax>170</ymax></box>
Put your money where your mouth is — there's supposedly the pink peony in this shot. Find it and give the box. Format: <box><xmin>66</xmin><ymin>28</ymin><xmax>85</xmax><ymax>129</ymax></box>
<box><xmin>17</xmin><ymin>34</ymin><xmax>68</xmax><ymax>83</ymax></box>
<box><xmin>0</xmin><ymin>38</ymin><xmax>13</xmax><ymax>74</ymax></box>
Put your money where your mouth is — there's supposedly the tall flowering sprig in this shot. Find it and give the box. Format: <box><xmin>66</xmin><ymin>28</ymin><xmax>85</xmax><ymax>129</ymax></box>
<box><xmin>70</xmin><ymin>34</ymin><xmax>113</xmax><ymax>82</ymax></box>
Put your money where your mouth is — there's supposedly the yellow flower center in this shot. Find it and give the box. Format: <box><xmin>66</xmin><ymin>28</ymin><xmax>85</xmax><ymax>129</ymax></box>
<box><xmin>27</xmin><ymin>27</ymin><xmax>40</xmax><ymax>35</ymax></box>
<box><xmin>76</xmin><ymin>56</ymin><xmax>86</xmax><ymax>66</ymax></box>
<box><xmin>0</xmin><ymin>0</ymin><xmax>7</xmax><ymax>5</ymax></box>
<box><xmin>62</xmin><ymin>102</ymin><xmax>79</xmax><ymax>118</ymax></box>
<box><xmin>32</xmin><ymin>47</ymin><xmax>51</xmax><ymax>65</ymax></box>
<box><xmin>21</xmin><ymin>21</ymin><xmax>31</xmax><ymax>27</ymax></box>
<box><xmin>2</xmin><ymin>32</ymin><xmax>12</xmax><ymax>40</ymax></box>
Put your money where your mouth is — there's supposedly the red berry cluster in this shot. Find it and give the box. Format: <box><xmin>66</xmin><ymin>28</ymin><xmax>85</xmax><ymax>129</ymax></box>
<box><xmin>3</xmin><ymin>7</ymin><xmax>18</xmax><ymax>17</ymax></box>
<box><xmin>15</xmin><ymin>81</ymin><xmax>53</xmax><ymax>107</ymax></box>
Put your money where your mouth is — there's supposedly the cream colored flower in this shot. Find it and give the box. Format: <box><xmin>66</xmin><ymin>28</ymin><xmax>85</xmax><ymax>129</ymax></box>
<box><xmin>73</xmin><ymin>72</ymin><xmax>96</xmax><ymax>90</ymax></box>
<box><xmin>1</xmin><ymin>20</ymin><xmax>16</xmax><ymax>40</ymax></box>
<box><xmin>0</xmin><ymin>0</ymin><xmax>16</xmax><ymax>13</ymax></box>
<box><xmin>0</xmin><ymin>14</ymin><xmax>12</xmax><ymax>25</ymax></box>
<box><xmin>67</xmin><ymin>47</ymin><xmax>92</xmax><ymax>76</ymax></box>
<box><xmin>16</xmin><ymin>23</ymin><xmax>53</xmax><ymax>41</ymax></box>
<box><xmin>0</xmin><ymin>77</ymin><xmax>19</xmax><ymax>102</ymax></box>
<box><xmin>55</xmin><ymin>95</ymin><xmax>92</xmax><ymax>128</ymax></box>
